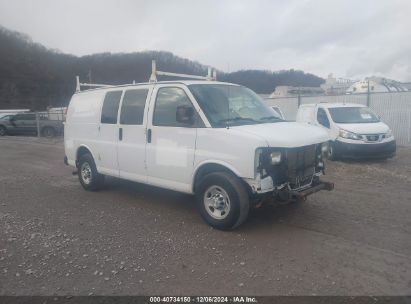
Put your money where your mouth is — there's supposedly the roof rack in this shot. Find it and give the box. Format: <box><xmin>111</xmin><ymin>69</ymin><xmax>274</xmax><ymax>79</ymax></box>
<box><xmin>149</xmin><ymin>60</ymin><xmax>217</xmax><ymax>83</ymax></box>
<box><xmin>75</xmin><ymin>76</ymin><xmax>116</xmax><ymax>92</ymax></box>
<box><xmin>75</xmin><ymin>60</ymin><xmax>217</xmax><ymax>92</ymax></box>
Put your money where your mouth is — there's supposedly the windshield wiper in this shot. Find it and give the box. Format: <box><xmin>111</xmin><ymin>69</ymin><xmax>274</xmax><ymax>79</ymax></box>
<box><xmin>259</xmin><ymin>116</ymin><xmax>284</xmax><ymax>122</ymax></box>
<box><xmin>218</xmin><ymin>117</ymin><xmax>259</xmax><ymax>125</ymax></box>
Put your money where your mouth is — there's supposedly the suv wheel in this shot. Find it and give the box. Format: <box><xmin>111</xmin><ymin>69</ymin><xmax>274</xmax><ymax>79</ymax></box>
<box><xmin>196</xmin><ymin>172</ymin><xmax>250</xmax><ymax>230</ymax></box>
<box><xmin>42</xmin><ymin>127</ymin><xmax>56</xmax><ymax>138</ymax></box>
<box><xmin>78</xmin><ymin>154</ymin><xmax>104</xmax><ymax>191</ymax></box>
<box><xmin>0</xmin><ymin>126</ymin><xmax>6</xmax><ymax>136</ymax></box>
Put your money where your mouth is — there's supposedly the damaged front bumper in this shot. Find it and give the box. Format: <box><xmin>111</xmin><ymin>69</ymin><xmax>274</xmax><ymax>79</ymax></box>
<box><xmin>244</xmin><ymin>174</ymin><xmax>334</xmax><ymax>203</ymax></box>
<box><xmin>245</xmin><ymin>143</ymin><xmax>334</xmax><ymax>204</ymax></box>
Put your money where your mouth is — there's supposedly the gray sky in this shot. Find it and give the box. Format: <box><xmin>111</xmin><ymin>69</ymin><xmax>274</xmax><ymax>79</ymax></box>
<box><xmin>1</xmin><ymin>0</ymin><xmax>410</xmax><ymax>81</ymax></box>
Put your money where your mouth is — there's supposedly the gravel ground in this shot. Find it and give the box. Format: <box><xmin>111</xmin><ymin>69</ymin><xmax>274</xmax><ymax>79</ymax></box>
<box><xmin>0</xmin><ymin>137</ymin><xmax>410</xmax><ymax>296</ymax></box>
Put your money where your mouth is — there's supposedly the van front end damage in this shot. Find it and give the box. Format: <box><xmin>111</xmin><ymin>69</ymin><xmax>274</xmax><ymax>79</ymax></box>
<box><xmin>244</xmin><ymin>143</ymin><xmax>334</xmax><ymax>204</ymax></box>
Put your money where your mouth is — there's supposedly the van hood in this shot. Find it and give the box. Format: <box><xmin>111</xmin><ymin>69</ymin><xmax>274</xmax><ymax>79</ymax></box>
<box><xmin>231</xmin><ymin>122</ymin><xmax>330</xmax><ymax>148</ymax></box>
<box><xmin>335</xmin><ymin>122</ymin><xmax>390</xmax><ymax>135</ymax></box>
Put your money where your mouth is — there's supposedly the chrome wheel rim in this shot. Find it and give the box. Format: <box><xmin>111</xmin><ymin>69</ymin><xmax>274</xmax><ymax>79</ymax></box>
<box><xmin>203</xmin><ymin>185</ymin><xmax>231</xmax><ymax>220</ymax></box>
<box><xmin>80</xmin><ymin>162</ymin><xmax>92</xmax><ymax>185</ymax></box>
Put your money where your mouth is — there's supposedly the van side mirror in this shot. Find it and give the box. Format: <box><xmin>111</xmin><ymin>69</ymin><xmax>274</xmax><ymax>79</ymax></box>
<box><xmin>176</xmin><ymin>105</ymin><xmax>194</xmax><ymax>125</ymax></box>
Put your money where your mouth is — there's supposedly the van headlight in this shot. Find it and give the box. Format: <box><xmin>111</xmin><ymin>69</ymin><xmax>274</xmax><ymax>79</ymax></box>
<box><xmin>339</xmin><ymin>129</ymin><xmax>362</xmax><ymax>140</ymax></box>
<box><xmin>269</xmin><ymin>151</ymin><xmax>282</xmax><ymax>165</ymax></box>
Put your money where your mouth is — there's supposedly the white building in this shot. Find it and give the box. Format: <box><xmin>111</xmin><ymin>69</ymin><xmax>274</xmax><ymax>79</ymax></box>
<box><xmin>320</xmin><ymin>74</ymin><xmax>355</xmax><ymax>95</ymax></box>
<box><xmin>269</xmin><ymin>85</ymin><xmax>324</xmax><ymax>98</ymax></box>
<box><xmin>347</xmin><ymin>76</ymin><xmax>409</xmax><ymax>94</ymax></box>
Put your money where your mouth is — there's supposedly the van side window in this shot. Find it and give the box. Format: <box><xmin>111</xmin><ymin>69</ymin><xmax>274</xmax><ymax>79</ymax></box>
<box><xmin>317</xmin><ymin>107</ymin><xmax>330</xmax><ymax>128</ymax></box>
<box><xmin>153</xmin><ymin>87</ymin><xmax>203</xmax><ymax>127</ymax></box>
<box><xmin>101</xmin><ymin>91</ymin><xmax>122</xmax><ymax>124</ymax></box>
<box><xmin>120</xmin><ymin>89</ymin><xmax>149</xmax><ymax>125</ymax></box>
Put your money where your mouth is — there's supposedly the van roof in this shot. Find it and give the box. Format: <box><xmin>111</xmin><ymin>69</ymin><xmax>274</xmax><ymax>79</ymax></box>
<box><xmin>74</xmin><ymin>80</ymin><xmax>240</xmax><ymax>95</ymax></box>
<box><xmin>300</xmin><ymin>103</ymin><xmax>366</xmax><ymax>109</ymax></box>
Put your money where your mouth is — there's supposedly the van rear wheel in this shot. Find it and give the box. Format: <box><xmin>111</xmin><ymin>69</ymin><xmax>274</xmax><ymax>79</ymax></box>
<box><xmin>195</xmin><ymin>172</ymin><xmax>250</xmax><ymax>230</ymax></box>
<box><xmin>78</xmin><ymin>154</ymin><xmax>104</xmax><ymax>191</ymax></box>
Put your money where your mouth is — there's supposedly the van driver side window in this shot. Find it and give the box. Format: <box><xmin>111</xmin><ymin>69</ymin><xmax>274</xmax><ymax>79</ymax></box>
<box><xmin>153</xmin><ymin>87</ymin><xmax>203</xmax><ymax>127</ymax></box>
<box><xmin>317</xmin><ymin>107</ymin><xmax>330</xmax><ymax>128</ymax></box>
<box><xmin>101</xmin><ymin>91</ymin><xmax>122</xmax><ymax>124</ymax></box>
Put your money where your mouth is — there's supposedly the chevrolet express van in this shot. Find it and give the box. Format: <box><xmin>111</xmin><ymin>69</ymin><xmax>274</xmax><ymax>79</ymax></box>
<box><xmin>296</xmin><ymin>103</ymin><xmax>396</xmax><ymax>160</ymax></box>
<box><xmin>64</xmin><ymin>80</ymin><xmax>333</xmax><ymax>230</ymax></box>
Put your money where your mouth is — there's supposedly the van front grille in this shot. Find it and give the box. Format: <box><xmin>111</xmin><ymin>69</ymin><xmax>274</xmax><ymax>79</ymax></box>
<box><xmin>285</xmin><ymin>145</ymin><xmax>317</xmax><ymax>189</ymax></box>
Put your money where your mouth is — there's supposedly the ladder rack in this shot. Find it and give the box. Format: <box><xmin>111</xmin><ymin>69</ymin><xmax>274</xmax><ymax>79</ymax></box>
<box><xmin>149</xmin><ymin>60</ymin><xmax>217</xmax><ymax>83</ymax></box>
<box><xmin>75</xmin><ymin>76</ymin><xmax>115</xmax><ymax>92</ymax></box>
<box><xmin>75</xmin><ymin>60</ymin><xmax>217</xmax><ymax>92</ymax></box>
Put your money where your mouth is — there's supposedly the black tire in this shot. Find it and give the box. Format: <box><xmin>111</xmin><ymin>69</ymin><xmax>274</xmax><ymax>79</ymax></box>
<box><xmin>195</xmin><ymin>171</ymin><xmax>250</xmax><ymax>230</ymax></box>
<box><xmin>78</xmin><ymin>154</ymin><xmax>105</xmax><ymax>191</ymax></box>
<box><xmin>0</xmin><ymin>125</ymin><xmax>7</xmax><ymax>136</ymax></box>
<box><xmin>42</xmin><ymin>126</ymin><xmax>56</xmax><ymax>138</ymax></box>
<box><xmin>327</xmin><ymin>141</ymin><xmax>339</xmax><ymax>161</ymax></box>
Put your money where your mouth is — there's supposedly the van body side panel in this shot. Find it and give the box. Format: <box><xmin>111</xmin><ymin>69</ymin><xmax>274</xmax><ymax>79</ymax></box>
<box><xmin>193</xmin><ymin>128</ymin><xmax>267</xmax><ymax>182</ymax></box>
<box><xmin>64</xmin><ymin>91</ymin><xmax>105</xmax><ymax>167</ymax></box>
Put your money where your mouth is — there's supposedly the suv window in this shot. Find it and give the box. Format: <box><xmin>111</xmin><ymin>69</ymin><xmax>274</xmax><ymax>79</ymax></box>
<box><xmin>153</xmin><ymin>87</ymin><xmax>202</xmax><ymax>127</ymax></box>
<box><xmin>15</xmin><ymin>114</ymin><xmax>36</xmax><ymax>120</ymax></box>
<box><xmin>317</xmin><ymin>107</ymin><xmax>330</xmax><ymax>128</ymax></box>
<box><xmin>120</xmin><ymin>89</ymin><xmax>149</xmax><ymax>125</ymax></box>
<box><xmin>101</xmin><ymin>91</ymin><xmax>122</xmax><ymax>124</ymax></box>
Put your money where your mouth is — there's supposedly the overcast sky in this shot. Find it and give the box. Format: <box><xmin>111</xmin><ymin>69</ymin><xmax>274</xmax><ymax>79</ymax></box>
<box><xmin>0</xmin><ymin>0</ymin><xmax>410</xmax><ymax>81</ymax></box>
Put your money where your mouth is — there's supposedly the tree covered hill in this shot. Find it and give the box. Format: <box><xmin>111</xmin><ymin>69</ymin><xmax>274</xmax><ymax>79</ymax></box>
<box><xmin>0</xmin><ymin>25</ymin><xmax>324</xmax><ymax>110</ymax></box>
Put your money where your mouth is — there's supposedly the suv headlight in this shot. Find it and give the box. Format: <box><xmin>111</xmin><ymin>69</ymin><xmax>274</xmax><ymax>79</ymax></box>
<box><xmin>339</xmin><ymin>129</ymin><xmax>362</xmax><ymax>140</ymax></box>
<box><xmin>385</xmin><ymin>129</ymin><xmax>393</xmax><ymax>138</ymax></box>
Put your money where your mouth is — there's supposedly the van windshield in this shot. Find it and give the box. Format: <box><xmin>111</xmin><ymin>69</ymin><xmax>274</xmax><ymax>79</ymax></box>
<box><xmin>328</xmin><ymin>107</ymin><xmax>380</xmax><ymax>124</ymax></box>
<box><xmin>189</xmin><ymin>84</ymin><xmax>283</xmax><ymax>127</ymax></box>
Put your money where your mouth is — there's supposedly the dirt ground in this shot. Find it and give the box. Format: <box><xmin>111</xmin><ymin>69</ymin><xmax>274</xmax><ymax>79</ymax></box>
<box><xmin>0</xmin><ymin>136</ymin><xmax>410</xmax><ymax>296</ymax></box>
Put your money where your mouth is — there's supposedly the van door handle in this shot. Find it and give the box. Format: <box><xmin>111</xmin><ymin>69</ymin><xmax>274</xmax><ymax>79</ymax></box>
<box><xmin>147</xmin><ymin>128</ymin><xmax>152</xmax><ymax>143</ymax></box>
<box><xmin>119</xmin><ymin>127</ymin><xmax>123</xmax><ymax>141</ymax></box>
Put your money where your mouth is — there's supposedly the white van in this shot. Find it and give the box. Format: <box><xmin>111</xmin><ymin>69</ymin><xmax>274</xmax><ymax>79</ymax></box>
<box><xmin>296</xmin><ymin>103</ymin><xmax>396</xmax><ymax>160</ymax></box>
<box><xmin>64</xmin><ymin>76</ymin><xmax>333</xmax><ymax>229</ymax></box>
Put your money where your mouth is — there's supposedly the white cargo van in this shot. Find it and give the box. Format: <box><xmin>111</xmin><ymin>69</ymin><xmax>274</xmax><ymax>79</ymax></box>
<box><xmin>64</xmin><ymin>68</ymin><xmax>333</xmax><ymax>230</ymax></box>
<box><xmin>296</xmin><ymin>103</ymin><xmax>396</xmax><ymax>160</ymax></box>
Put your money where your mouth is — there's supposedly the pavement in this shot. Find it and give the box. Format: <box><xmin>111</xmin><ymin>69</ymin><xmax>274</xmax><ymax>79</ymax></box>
<box><xmin>0</xmin><ymin>136</ymin><xmax>410</xmax><ymax>296</ymax></box>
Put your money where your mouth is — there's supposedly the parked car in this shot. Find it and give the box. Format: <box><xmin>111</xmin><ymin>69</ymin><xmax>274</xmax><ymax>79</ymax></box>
<box><xmin>64</xmin><ymin>80</ymin><xmax>333</xmax><ymax>230</ymax></box>
<box><xmin>296</xmin><ymin>103</ymin><xmax>396</xmax><ymax>160</ymax></box>
<box><xmin>271</xmin><ymin>106</ymin><xmax>285</xmax><ymax>120</ymax></box>
<box><xmin>0</xmin><ymin>113</ymin><xmax>63</xmax><ymax>137</ymax></box>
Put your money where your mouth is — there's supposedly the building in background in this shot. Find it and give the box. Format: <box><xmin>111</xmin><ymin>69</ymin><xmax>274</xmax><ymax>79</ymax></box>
<box><xmin>320</xmin><ymin>74</ymin><xmax>356</xmax><ymax>95</ymax></box>
<box><xmin>269</xmin><ymin>85</ymin><xmax>324</xmax><ymax>98</ymax></box>
<box><xmin>347</xmin><ymin>76</ymin><xmax>409</xmax><ymax>94</ymax></box>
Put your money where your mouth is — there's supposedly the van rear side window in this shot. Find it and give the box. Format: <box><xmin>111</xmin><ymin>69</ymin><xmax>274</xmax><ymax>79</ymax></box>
<box><xmin>101</xmin><ymin>91</ymin><xmax>122</xmax><ymax>124</ymax></box>
<box><xmin>120</xmin><ymin>89</ymin><xmax>149</xmax><ymax>125</ymax></box>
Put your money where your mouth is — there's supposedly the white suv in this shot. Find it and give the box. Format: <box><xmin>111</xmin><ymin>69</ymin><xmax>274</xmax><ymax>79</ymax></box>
<box><xmin>64</xmin><ymin>80</ymin><xmax>332</xmax><ymax>229</ymax></box>
<box><xmin>296</xmin><ymin>103</ymin><xmax>396</xmax><ymax>160</ymax></box>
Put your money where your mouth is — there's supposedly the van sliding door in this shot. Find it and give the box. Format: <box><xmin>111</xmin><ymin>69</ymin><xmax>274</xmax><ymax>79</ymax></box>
<box><xmin>117</xmin><ymin>86</ymin><xmax>152</xmax><ymax>183</ymax></box>
<box><xmin>96</xmin><ymin>90</ymin><xmax>122</xmax><ymax>176</ymax></box>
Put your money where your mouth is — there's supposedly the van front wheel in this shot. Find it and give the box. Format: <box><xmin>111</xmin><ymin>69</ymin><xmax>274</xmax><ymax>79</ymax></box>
<box><xmin>78</xmin><ymin>154</ymin><xmax>104</xmax><ymax>191</ymax></box>
<box><xmin>196</xmin><ymin>172</ymin><xmax>250</xmax><ymax>230</ymax></box>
